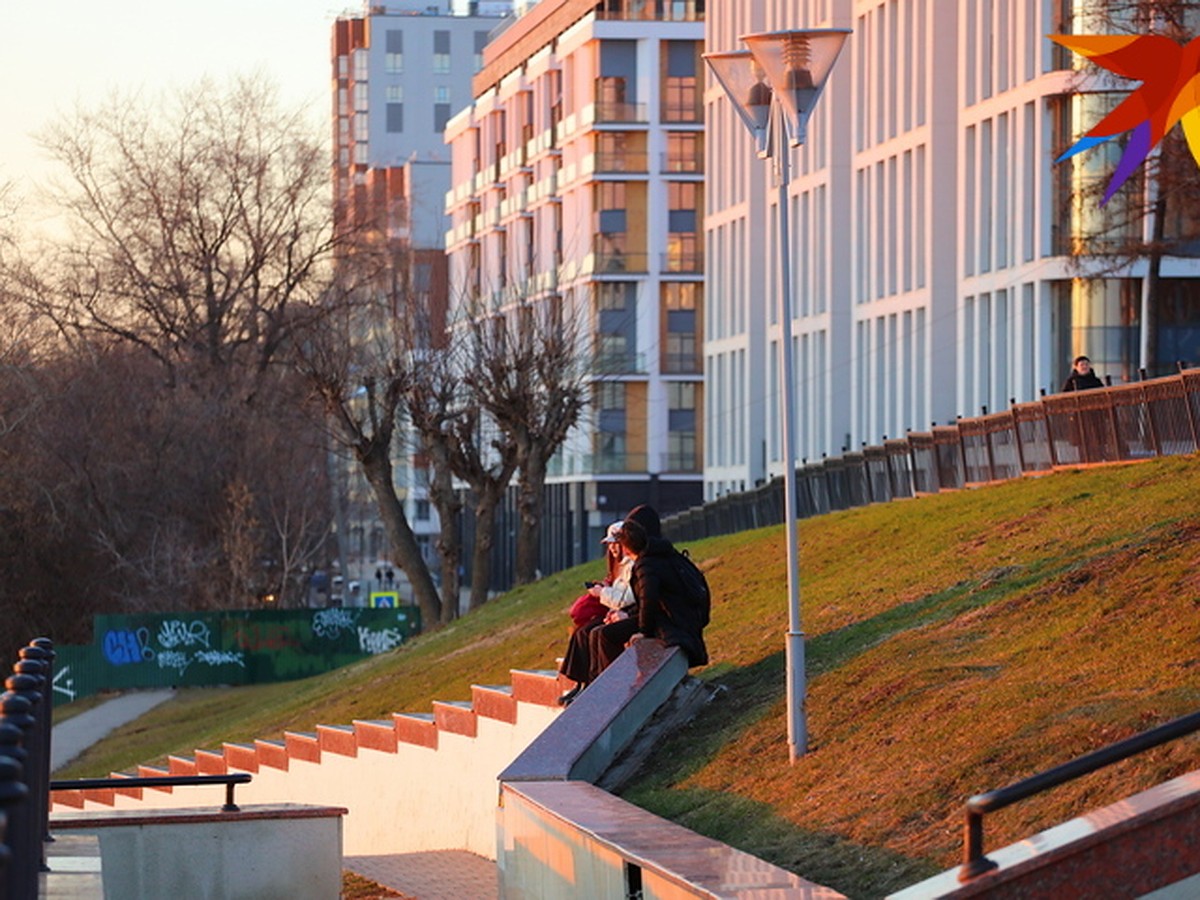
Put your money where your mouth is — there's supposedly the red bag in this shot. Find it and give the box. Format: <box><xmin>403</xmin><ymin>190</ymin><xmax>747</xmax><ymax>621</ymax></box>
<box><xmin>568</xmin><ymin>592</ymin><xmax>606</xmax><ymax>628</ymax></box>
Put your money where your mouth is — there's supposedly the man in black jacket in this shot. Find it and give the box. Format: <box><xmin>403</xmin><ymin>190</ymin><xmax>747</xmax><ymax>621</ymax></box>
<box><xmin>589</xmin><ymin>504</ymin><xmax>708</xmax><ymax>675</ymax></box>
<box><xmin>1061</xmin><ymin>355</ymin><xmax>1104</xmax><ymax>392</ymax></box>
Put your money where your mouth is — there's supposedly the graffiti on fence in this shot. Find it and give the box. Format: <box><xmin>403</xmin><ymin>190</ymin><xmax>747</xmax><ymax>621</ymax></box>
<box><xmin>52</xmin><ymin>666</ymin><xmax>76</xmax><ymax>703</ymax></box>
<box><xmin>311</xmin><ymin>607</ymin><xmax>358</xmax><ymax>639</ymax></box>
<box><xmin>157</xmin><ymin>619</ymin><xmax>211</xmax><ymax>650</ymax></box>
<box><xmin>55</xmin><ymin>606</ymin><xmax>421</xmax><ymax>705</ymax></box>
<box><xmin>102</xmin><ymin>628</ymin><xmax>154</xmax><ymax>666</ymax></box>
<box><xmin>357</xmin><ymin>625</ymin><xmax>405</xmax><ymax>655</ymax></box>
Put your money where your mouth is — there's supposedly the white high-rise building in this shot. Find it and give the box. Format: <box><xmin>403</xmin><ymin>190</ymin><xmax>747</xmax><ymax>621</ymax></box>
<box><xmin>703</xmin><ymin>0</ymin><xmax>1200</xmax><ymax>500</ymax></box>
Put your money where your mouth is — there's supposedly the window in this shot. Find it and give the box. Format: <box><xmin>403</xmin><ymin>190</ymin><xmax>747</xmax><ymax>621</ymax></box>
<box><xmin>434</xmin><ymin>30</ymin><xmax>451</xmax><ymax>74</ymax></box>
<box><xmin>595</xmin><ymin>283</ymin><xmax>637</xmax><ymax>372</ymax></box>
<box><xmin>666</xmin><ymin>182</ymin><xmax>702</xmax><ymax>272</ymax></box>
<box><xmin>474</xmin><ymin>31</ymin><xmax>489</xmax><ymax>72</ymax></box>
<box><xmin>434</xmin><ymin>103</ymin><xmax>451</xmax><ymax>132</ymax></box>
<box><xmin>596</xmin><ymin>382</ymin><xmax>628</xmax><ymax>468</ymax></box>
<box><xmin>662</xmin><ymin>283</ymin><xmax>700</xmax><ymax>373</ymax></box>
<box><xmin>661</xmin><ymin>40</ymin><xmax>699</xmax><ymax>122</ymax></box>
<box><xmin>386</xmin><ymin>85</ymin><xmax>403</xmax><ymax>102</ymax></box>
<box><xmin>387</xmin><ymin>103</ymin><xmax>403</xmax><ymax>133</ymax></box>
<box><xmin>415</xmin><ymin>499</ymin><xmax>431</xmax><ymax>521</ymax></box>
<box><xmin>665</xmin><ymin>132</ymin><xmax>702</xmax><ymax>173</ymax></box>
<box><xmin>667</xmin><ymin>382</ymin><xmax>698</xmax><ymax>471</ymax></box>
<box><xmin>385</xmin><ymin>30</ymin><xmax>403</xmax><ymax>73</ymax></box>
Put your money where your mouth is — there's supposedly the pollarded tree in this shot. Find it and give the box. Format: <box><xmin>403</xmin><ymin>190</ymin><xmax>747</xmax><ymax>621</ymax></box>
<box><xmin>466</xmin><ymin>297</ymin><xmax>588</xmax><ymax>585</ymax></box>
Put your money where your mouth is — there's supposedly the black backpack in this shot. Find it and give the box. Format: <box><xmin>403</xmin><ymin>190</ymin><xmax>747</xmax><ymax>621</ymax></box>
<box><xmin>670</xmin><ymin>548</ymin><xmax>711</xmax><ymax>627</ymax></box>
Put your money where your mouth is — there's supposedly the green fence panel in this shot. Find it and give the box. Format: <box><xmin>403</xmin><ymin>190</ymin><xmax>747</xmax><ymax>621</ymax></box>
<box><xmin>51</xmin><ymin>606</ymin><xmax>421</xmax><ymax>706</ymax></box>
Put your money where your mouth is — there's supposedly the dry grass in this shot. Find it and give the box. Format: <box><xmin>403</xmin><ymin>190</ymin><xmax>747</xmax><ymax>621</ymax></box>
<box><xmin>57</xmin><ymin>455</ymin><xmax>1200</xmax><ymax>899</ymax></box>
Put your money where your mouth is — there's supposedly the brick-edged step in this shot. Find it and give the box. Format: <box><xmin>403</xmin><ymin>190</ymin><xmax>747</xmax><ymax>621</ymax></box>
<box><xmin>50</xmin><ymin>789</ymin><xmax>85</xmax><ymax>809</ymax></box>
<box><xmin>472</xmin><ymin>684</ymin><xmax>517</xmax><ymax>724</ymax></box>
<box><xmin>284</xmin><ymin>731</ymin><xmax>321</xmax><ymax>764</ymax></box>
<box><xmin>510</xmin><ymin>669</ymin><xmax>566</xmax><ymax>707</ymax></box>
<box><xmin>354</xmin><ymin>720</ymin><xmax>399</xmax><ymax>754</ymax></box>
<box><xmin>432</xmin><ymin>700</ymin><xmax>477</xmax><ymax>738</ymax></box>
<box><xmin>393</xmin><ymin>712</ymin><xmax>437</xmax><ymax>750</ymax></box>
<box><xmin>317</xmin><ymin>724</ymin><xmax>358</xmax><ymax>757</ymax></box>
<box><xmin>137</xmin><ymin>765</ymin><xmax>172</xmax><ymax>793</ymax></box>
<box><xmin>111</xmin><ymin>771</ymin><xmax>144</xmax><ymax>801</ymax></box>
<box><xmin>255</xmin><ymin>739</ymin><xmax>289</xmax><ymax>771</ymax></box>
<box><xmin>194</xmin><ymin>749</ymin><xmax>227</xmax><ymax>775</ymax></box>
<box><xmin>167</xmin><ymin>755</ymin><xmax>197</xmax><ymax>777</ymax></box>
<box><xmin>223</xmin><ymin>742</ymin><xmax>260</xmax><ymax>773</ymax></box>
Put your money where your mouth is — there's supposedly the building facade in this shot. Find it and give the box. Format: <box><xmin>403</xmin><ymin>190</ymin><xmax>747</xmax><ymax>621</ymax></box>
<box><xmin>445</xmin><ymin>0</ymin><xmax>707</xmax><ymax>560</ymax></box>
<box><xmin>703</xmin><ymin>0</ymin><xmax>1200</xmax><ymax>500</ymax></box>
<box><xmin>330</xmin><ymin>1</ymin><xmax>511</xmax><ymax>600</ymax></box>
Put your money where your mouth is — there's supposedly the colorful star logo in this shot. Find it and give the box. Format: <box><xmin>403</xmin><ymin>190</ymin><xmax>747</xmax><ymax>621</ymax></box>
<box><xmin>1050</xmin><ymin>33</ymin><xmax>1200</xmax><ymax>204</ymax></box>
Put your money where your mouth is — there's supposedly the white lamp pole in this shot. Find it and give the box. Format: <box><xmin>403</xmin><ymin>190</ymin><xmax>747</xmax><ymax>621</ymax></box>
<box><xmin>705</xmin><ymin>29</ymin><xmax>849</xmax><ymax>763</ymax></box>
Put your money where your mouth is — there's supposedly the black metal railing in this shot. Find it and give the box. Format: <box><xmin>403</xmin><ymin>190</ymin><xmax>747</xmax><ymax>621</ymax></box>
<box><xmin>50</xmin><ymin>773</ymin><xmax>252</xmax><ymax>813</ymax></box>
<box><xmin>959</xmin><ymin>709</ymin><xmax>1200</xmax><ymax>882</ymax></box>
<box><xmin>662</xmin><ymin>365</ymin><xmax>1200</xmax><ymax>544</ymax></box>
<box><xmin>0</xmin><ymin>636</ymin><xmax>255</xmax><ymax>897</ymax></box>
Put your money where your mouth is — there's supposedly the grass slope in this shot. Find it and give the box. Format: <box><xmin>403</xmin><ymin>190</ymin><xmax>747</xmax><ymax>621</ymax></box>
<box><xmin>57</xmin><ymin>456</ymin><xmax>1200</xmax><ymax>899</ymax></box>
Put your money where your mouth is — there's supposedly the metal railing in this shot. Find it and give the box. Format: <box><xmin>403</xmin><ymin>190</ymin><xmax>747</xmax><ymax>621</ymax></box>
<box><xmin>959</xmin><ymin>709</ymin><xmax>1200</xmax><ymax>881</ymax></box>
<box><xmin>50</xmin><ymin>773</ymin><xmax>252</xmax><ymax>813</ymax></box>
<box><xmin>662</xmin><ymin>366</ymin><xmax>1200</xmax><ymax>543</ymax></box>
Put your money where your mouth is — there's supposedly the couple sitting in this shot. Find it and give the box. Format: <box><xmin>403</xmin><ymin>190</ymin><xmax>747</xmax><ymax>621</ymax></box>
<box><xmin>557</xmin><ymin>504</ymin><xmax>707</xmax><ymax>706</ymax></box>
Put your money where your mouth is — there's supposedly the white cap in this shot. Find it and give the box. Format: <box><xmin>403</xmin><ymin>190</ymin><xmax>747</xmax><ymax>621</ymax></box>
<box><xmin>601</xmin><ymin>520</ymin><xmax>624</xmax><ymax>543</ymax></box>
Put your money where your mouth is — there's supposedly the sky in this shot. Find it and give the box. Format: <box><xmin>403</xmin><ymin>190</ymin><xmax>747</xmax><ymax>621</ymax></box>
<box><xmin>0</xmin><ymin>0</ymin><xmax>346</xmax><ymax>196</ymax></box>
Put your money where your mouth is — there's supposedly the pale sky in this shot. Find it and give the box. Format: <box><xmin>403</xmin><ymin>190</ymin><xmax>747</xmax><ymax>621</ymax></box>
<box><xmin>1</xmin><ymin>0</ymin><xmax>347</xmax><ymax>195</ymax></box>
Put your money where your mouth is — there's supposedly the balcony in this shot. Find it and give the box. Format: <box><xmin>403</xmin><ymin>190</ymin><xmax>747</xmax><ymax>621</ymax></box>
<box><xmin>594</xmin><ymin>101</ymin><xmax>648</xmax><ymax>124</ymax></box>
<box><xmin>590</xmin><ymin>351</ymin><xmax>646</xmax><ymax>375</ymax></box>
<box><xmin>660</xmin><ymin>450</ymin><xmax>702</xmax><ymax>473</ymax></box>
<box><xmin>594</xmin><ymin>0</ymin><xmax>705</xmax><ymax>22</ymax></box>
<box><xmin>661</xmin><ymin>247</ymin><xmax>704</xmax><ymax>274</ymax></box>
<box><xmin>661</xmin><ymin>352</ymin><xmax>702</xmax><ymax>375</ymax></box>
<box><xmin>594</xmin><ymin>151</ymin><xmax>649</xmax><ymax>174</ymax></box>
<box><xmin>593</xmin><ymin>246</ymin><xmax>648</xmax><ymax>274</ymax></box>
<box><xmin>660</xmin><ymin>151</ymin><xmax>703</xmax><ymax>174</ymax></box>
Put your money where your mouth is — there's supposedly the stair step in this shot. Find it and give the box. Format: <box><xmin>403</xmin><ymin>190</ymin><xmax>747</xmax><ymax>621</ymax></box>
<box><xmin>194</xmin><ymin>749</ymin><xmax>227</xmax><ymax>775</ymax></box>
<box><xmin>393</xmin><ymin>712</ymin><xmax>438</xmax><ymax>750</ymax></box>
<box><xmin>354</xmin><ymin>719</ymin><xmax>399</xmax><ymax>753</ymax></box>
<box><xmin>510</xmin><ymin>669</ymin><xmax>566</xmax><ymax>707</ymax></box>
<box><xmin>223</xmin><ymin>742</ymin><xmax>260</xmax><ymax>773</ymax></box>
<box><xmin>432</xmin><ymin>700</ymin><xmax>477</xmax><ymax>738</ymax></box>
<box><xmin>472</xmin><ymin>684</ymin><xmax>517</xmax><ymax>724</ymax></box>
<box><xmin>284</xmin><ymin>731</ymin><xmax>321</xmax><ymax>764</ymax></box>
<box><xmin>255</xmin><ymin>739</ymin><xmax>289</xmax><ymax>771</ymax></box>
<box><xmin>317</xmin><ymin>724</ymin><xmax>358</xmax><ymax>757</ymax></box>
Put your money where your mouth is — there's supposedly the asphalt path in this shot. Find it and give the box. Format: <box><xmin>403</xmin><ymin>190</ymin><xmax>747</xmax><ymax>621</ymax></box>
<box><xmin>51</xmin><ymin>689</ymin><xmax>176</xmax><ymax>772</ymax></box>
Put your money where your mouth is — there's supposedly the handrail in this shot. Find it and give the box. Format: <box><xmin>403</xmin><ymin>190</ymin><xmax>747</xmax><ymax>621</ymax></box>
<box><xmin>959</xmin><ymin>709</ymin><xmax>1200</xmax><ymax>881</ymax></box>
<box><xmin>51</xmin><ymin>773</ymin><xmax>252</xmax><ymax>813</ymax></box>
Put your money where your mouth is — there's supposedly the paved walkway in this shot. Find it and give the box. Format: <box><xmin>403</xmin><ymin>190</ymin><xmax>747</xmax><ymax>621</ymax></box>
<box><xmin>51</xmin><ymin>689</ymin><xmax>176</xmax><ymax>772</ymax></box>
<box><xmin>344</xmin><ymin>851</ymin><xmax>498</xmax><ymax>899</ymax></box>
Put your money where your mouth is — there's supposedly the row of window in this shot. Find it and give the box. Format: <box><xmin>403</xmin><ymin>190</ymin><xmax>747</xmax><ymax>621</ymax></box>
<box><xmin>383</xmin><ymin>28</ymin><xmax>489</xmax><ymax>75</ymax></box>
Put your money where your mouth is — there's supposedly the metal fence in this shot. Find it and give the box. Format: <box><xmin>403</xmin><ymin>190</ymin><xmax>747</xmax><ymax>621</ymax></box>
<box><xmin>662</xmin><ymin>368</ymin><xmax>1200</xmax><ymax>544</ymax></box>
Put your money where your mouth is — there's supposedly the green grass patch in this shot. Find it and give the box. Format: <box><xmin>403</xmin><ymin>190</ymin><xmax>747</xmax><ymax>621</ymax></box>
<box><xmin>60</xmin><ymin>455</ymin><xmax>1200</xmax><ymax>899</ymax></box>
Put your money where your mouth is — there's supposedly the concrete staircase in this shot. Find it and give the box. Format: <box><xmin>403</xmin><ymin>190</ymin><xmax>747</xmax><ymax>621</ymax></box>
<box><xmin>50</xmin><ymin>668</ymin><xmax>567</xmax><ymax>858</ymax></box>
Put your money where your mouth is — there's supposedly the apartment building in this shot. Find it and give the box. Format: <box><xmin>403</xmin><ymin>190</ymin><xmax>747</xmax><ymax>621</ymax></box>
<box><xmin>330</xmin><ymin>0</ymin><xmax>511</xmax><ymax>599</ymax></box>
<box><xmin>445</xmin><ymin>0</ymin><xmax>707</xmax><ymax>562</ymax></box>
<box><xmin>704</xmin><ymin>0</ymin><xmax>1200</xmax><ymax>499</ymax></box>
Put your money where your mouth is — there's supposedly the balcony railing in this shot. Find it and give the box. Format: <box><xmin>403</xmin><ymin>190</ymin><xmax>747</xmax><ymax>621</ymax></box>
<box><xmin>660</xmin><ymin>152</ymin><xmax>703</xmax><ymax>174</ymax></box>
<box><xmin>661</xmin><ymin>248</ymin><xmax>704</xmax><ymax>273</ymax></box>
<box><xmin>594</xmin><ymin>101</ymin><xmax>648</xmax><ymax>124</ymax></box>
<box><xmin>591</xmin><ymin>351</ymin><xmax>646</xmax><ymax>375</ymax></box>
<box><xmin>593</xmin><ymin>246</ymin><xmax>649</xmax><ymax>274</ymax></box>
<box><xmin>662</xmin><ymin>352</ymin><xmax>702</xmax><ymax>375</ymax></box>
<box><xmin>594</xmin><ymin>0</ymin><xmax>705</xmax><ymax>21</ymax></box>
<box><xmin>595</xmin><ymin>151</ymin><xmax>649</xmax><ymax>174</ymax></box>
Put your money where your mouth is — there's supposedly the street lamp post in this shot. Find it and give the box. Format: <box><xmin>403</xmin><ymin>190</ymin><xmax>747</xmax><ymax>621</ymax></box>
<box><xmin>704</xmin><ymin>28</ymin><xmax>849</xmax><ymax>763</ymax></box>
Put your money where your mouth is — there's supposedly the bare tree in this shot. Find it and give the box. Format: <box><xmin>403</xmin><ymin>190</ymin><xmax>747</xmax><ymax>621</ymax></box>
<box><xmin>31</xmin><ymin>75</ymin><xmax>335</xmax><ymax>396</ymax></box>
<box><xmin>466</xmin><ymin>298</ymin><xmax>588</xmax><ymax>585</ymax></box>
<box><xmin>293</xmin><ymin>256</ymin><xmax>444</xmax><ymax>626</ymax></box>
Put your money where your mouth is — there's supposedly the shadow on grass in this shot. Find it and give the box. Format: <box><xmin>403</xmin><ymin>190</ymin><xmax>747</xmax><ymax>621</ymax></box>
<box><xmin>626</xmin><ymin>788</ymin><xmax>940</xmax><ymax>899</ymax></box>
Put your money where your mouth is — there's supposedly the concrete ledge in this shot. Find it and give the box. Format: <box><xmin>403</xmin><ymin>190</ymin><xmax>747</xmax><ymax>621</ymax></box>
<box><xmin>499</xmin><ymin>781</ymin><xmax>845</xmax><ymax>900</ymax></box>
<box><xmin>53</xmin><ymin>804</ymin><xmax>346</xmax><ymax>900</ymax></box>
<box><xmin>501</xmin><ymin>641</ymin><xmax>687</xmax><ymax>784</ymax></box>
<box><xmin>891</xmin><ymin>768</ymin><xmax>1200</xmax><ymax>898</ymax></box>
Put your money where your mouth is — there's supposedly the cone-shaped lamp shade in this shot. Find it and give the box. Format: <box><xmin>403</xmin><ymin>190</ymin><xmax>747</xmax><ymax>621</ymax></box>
<box><xmin>703</xmin><ymin>50</ymin><xmax>774</xmax><ymax>157</ymax></box>
<box><xmin>741</xmin><ymin>29</ymin><xmax>850</xmax><ymax>145</ymax></box>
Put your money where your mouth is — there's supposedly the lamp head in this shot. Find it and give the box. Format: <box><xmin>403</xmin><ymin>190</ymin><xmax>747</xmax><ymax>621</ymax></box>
<box><xmin>741</xmin><ymin>28</ymin><xmax>850</xmax><ymax>145</ymax></box>
<box><xmin>703</xmin><ymin>49</ymin><xmax>772</xmax><ymax>157</ymax></box>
